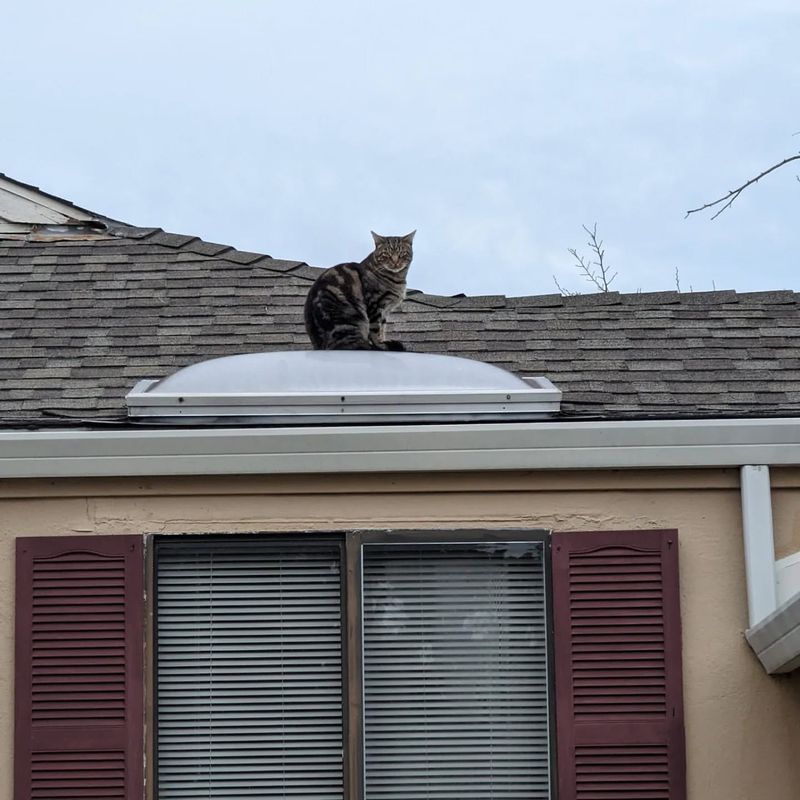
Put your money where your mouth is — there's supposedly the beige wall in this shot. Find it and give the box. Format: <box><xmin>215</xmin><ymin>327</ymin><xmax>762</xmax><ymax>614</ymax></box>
<box><xmin>2</xmin><ymin>467</ymin><xmax>800</xmax><ymax>799</ymax></box>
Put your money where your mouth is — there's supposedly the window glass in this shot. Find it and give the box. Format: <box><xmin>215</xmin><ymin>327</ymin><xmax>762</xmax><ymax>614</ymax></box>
<box><xmin>156</xmin><ymin>541</ymin><xmax>344</xmax><ymax>799</ymax></box>
<box><xmin>362</xmin><ymin>542</ymin><xmax>551</xmax><ymax>799</ymax></box>
<box><xmin>154</xmin><ymin>536</ymin><xmax>551</xmax><ymax>799</ymax></box>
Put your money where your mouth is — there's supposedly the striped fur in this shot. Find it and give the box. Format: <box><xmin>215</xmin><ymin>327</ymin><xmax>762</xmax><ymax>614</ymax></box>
<box><xmin>304</xmin><ymin>231</ymin><xmax>415</xmax><ymax>350</ymax></box>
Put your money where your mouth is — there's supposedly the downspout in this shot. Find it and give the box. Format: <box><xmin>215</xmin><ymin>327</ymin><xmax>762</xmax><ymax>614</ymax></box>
<box><xmin>739</xmin><ymin>465</ymin><xmax>777</xmax><ymax>628</ymax></box>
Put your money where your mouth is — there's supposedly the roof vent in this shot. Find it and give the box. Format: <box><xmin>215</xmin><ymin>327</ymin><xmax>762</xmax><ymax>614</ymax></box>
<box><xmin>125</xmin><ymin>351</ymin><xmax>561</xmax><ymax>425</ymax></box>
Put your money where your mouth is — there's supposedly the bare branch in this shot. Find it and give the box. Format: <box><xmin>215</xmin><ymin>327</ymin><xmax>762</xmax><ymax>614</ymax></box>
<box><xmin>674</xmin><ymin>267</ymin><xmax>681</xmax><ymax>293</ymax></box>
<box><xmin>570</xmin><ymin>223</ymin><xmax>617</xmax><ymax>292</ymax></box>
<box><xmin>560</xmin><ymin>222</ymin><xmax>617</xmax><ymax>295</ymax></box>
<box><xmin>553</xmin><ymin>274</ymin><xmax>579</xmax><ymax>296</ymax></box>
<box><xmin>686</xmin><ymin>154</ymin><xmax>800</xmax><ymax>220</ymax></box>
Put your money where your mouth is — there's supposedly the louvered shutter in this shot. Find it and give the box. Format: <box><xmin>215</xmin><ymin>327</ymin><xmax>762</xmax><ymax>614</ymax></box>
<box><xmin>155</xmin><ymin>539</ymin><xmax>344</xmax><ymax>799</ymax></box>
<box><xmin>362</xmin><ymin>541</ymin><xmax>552</xmax><ymax>800</ymax></box>
<box><xmin>552</xmin><ymin>530</ymin><xmax>685</xmax><ymax>800</ymax></box>
<box><xmin>15</xmin><ymin>535</ymin><xmax>144</xmax><ymax>800</ymax></box>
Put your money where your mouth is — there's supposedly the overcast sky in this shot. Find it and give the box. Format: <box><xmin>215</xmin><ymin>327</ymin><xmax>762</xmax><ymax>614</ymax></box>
<box><xmin>2</xmin><ymin>1</ymin><xmax>798</xmax><ymax>298</ymax></box>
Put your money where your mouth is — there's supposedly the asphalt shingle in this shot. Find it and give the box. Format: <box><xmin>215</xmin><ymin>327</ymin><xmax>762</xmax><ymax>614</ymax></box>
<box><xmin>2</xmin><ymin>217</ymin><xmax>800</xmax><ymax>423</ymax></box>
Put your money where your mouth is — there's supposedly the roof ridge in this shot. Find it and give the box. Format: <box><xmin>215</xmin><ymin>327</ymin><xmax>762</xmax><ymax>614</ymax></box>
<box><xmin>100</xmin><ymin>220</ymin><xmax>800</xmax><ymax>307</ymax></box>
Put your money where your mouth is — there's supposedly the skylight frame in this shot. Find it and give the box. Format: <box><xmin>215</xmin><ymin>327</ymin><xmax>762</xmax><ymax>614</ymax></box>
<box><xmin>124</xmin><ymin>352</ymin><xmax>562</xmax><ymax>425</ymax></box>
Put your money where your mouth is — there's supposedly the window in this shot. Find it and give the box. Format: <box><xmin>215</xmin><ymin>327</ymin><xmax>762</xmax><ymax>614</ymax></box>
<box><xmin>15</xmin><ymin>529</ymin><xmax>685</xmax><ymax>800</ymax></box>
<box><xmin>155</xmin><ymin>539</ymin><xmax>346</xmax><ymax>799</ymax></box>
<box><xmin>155</xmin><ymin>532</ymin><xmax>552</xmax><ymax>799</ymax></box>
<box><xmin>360</xmin><ymin>538</ymin><xmax>551</xmax><ymax>799</ymax></box>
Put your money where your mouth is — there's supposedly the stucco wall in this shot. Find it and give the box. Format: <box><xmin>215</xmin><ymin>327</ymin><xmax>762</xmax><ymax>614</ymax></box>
<box><xmin>1</xmin><ymin>467</ymin><xmax>800</xmax><ymax>799</ymax></box>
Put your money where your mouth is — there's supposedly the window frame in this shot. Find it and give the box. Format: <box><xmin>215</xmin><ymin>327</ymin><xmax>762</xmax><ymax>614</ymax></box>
<box><xmin>149</xmin><ymin>528</ymin><xmax>556</xmax><ymax>800</ymax></box>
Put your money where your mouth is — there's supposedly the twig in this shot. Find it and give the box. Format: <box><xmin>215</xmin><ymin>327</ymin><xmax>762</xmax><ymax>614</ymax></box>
<box><xmin>674</xmin><ymin>267</ymin><xmax>681</xmax><ymax>293</ymax></box>
<box><xmin>569</xmin><ymin>223</ymin><xmax>617</xmax><ymax>292</ymax></box>
<box><xmin>553</xmin><ymin>275</ymin><xmax>579</xmax><ymax>296</ymax></box>
<box><xmin>557</xmin><ymin>223</ymin><xmax>618</xmax><ymax>295</ymax></box>
<box><xmin>686</xmin><ymin>154</ymin><xmax>800</xmax><ymax>220</ymax></box>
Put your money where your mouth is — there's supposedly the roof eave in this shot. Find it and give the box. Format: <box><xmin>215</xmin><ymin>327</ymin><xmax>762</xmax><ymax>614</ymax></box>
<box><xmin>0</xmin><ymin>416</ymin><xmax>799</xmax><ymax>479</ymax></box>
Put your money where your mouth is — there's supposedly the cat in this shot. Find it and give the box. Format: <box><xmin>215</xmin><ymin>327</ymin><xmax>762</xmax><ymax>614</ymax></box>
<box><xmin>304</xmin><ymin>231</ymin><xmax>415</xmax><ymax>351</ymax></box>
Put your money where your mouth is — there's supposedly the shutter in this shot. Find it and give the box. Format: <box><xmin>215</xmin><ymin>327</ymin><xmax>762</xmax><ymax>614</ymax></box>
<box><xmin>155</xmin><ymin>539</ymin><xmax>344</xmax><ymax>799</ymax></box>
<box><xmin>552</xmin><ymin>530</ymin><xmax>685</xmax><ymax>800</ymax></box>
<box><xmin>15</xmin><ymin>535</ymin><xmax>144</xmax><ymax>800</ymax></box>
<box><xmin>361</xmin><ymin>541</ymin><xmax>552</xmax><ymax>800</ymax></box>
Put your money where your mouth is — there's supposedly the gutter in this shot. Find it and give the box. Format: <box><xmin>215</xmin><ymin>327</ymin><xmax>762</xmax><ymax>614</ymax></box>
<box><xmin>0</xmin><ymin>417</ymin><xmax>799</xmax><ymax>479</ymax></box>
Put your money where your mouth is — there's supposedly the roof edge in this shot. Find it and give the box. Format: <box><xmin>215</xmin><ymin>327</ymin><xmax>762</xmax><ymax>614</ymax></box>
<box><xmin>0</xmin><ymin>416</ymin><xmax>799</xmax><ymax>479</ymax></box>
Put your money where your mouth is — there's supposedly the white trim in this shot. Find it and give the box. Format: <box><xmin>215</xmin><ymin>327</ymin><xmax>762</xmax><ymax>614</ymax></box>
<box><xmin>0</xmin><ymin>222</ymin><xmax>30</xmax><ymax>234</ymax></box>
<box><xmin>0</xmin><ymin>417</ymin><xmax>799</xmax><ymax>479</ymax></box>
<box><xmin>740</xmin><ymin>466</ymin><xmax>778</xmax><ymax>627</ymax></box>
<box><xmin>0</xmin><ymin>176</ymin><xmax>95</xmax><ymax>224</ymax></box>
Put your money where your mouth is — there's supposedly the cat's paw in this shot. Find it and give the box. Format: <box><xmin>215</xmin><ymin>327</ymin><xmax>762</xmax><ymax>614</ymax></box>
<box><xmin>384</xmin><ymin>340</ymin><xmax>406</xmax><ymax>352</ymax></box>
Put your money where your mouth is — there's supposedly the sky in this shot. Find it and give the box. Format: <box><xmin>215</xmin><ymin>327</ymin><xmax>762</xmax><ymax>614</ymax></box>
<box><xmin>2</xmin><ymin>1</ymin><xmax>799</xmax><ymax>298</ymax></box>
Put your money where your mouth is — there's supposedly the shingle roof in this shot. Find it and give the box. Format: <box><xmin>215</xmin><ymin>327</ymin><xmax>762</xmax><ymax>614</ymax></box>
<box><xmin>2</xmin><ymin>219</ymin><xmax>800</xmax><ymax>424</ymax></box>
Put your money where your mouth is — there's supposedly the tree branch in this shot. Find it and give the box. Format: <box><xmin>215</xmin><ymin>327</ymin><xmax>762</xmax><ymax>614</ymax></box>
<box><xmin>552</xmin><ymin>274</ymin><xmax>579</xmax><ymax>296</ymax></box>
<box><xmin>573</xmin><ymin>223</ymin><xmax>617</xmax><ymax>292</ymax></box>
<box><xmin>686</xmin><ymin>154</ymin><xmax>800</xmax><ymax>220</ymax></box>
<box><xmin>556</xmin><ymin>223</ymin><xmax>617</xmax><ymax>296</ymax></box>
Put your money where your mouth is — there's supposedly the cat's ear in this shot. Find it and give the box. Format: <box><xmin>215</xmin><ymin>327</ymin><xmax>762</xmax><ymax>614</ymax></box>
<box><xmin>402</xmin><ymin>230</ymin><xmax>416</xmax><ymax>243</ymax></box>
<box><xmin>370</xmin><ymin>231</ymin><xmax>385</xmax><ymax>246</ymax></box>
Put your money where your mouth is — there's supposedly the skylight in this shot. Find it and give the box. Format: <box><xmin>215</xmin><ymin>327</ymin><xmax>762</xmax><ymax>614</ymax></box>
<box><xmin>125</xmin><ymin>351</ymin><xmax>561</xmax><ymax>425</ymax></box>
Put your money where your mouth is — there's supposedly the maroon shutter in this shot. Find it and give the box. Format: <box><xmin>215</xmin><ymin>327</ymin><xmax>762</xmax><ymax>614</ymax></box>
<box><xmin>15</xmin><ymin>535</ymin><xmax>144</xmax><ymax>800</ymax></box>
<box><xmin>552</xmin><ymin>529</ymin><xmax>685</xmax><ymax>800</ymax></box>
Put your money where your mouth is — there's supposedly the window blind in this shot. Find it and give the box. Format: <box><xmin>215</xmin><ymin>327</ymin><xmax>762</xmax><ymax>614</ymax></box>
<box><xmin>362</xmin><ymin>542</ymin><xmax>551</xmax><ymax>800</ymax></box>
<box><xmin>156</xmin><ymin>539</ymin><xmax>344</xmax><ymax>799</ymax></box>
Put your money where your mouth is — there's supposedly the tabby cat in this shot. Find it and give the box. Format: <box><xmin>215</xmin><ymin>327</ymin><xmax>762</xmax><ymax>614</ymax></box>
<box><xmin>304</xmin><ymin>231</ymin><xmax>415</xmax><ymax>351</ymax></box>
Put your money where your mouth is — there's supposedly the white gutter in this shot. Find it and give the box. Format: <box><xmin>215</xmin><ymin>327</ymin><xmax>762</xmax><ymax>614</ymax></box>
<box><xmin>740</xmin><ymin>465</ymin><xmax>800</xmax><ymax>674</ymax></box>
<box><xmin>1</xmin><ymin>417</ymin><xmax>800</xmax><ymax>479</ymax></box>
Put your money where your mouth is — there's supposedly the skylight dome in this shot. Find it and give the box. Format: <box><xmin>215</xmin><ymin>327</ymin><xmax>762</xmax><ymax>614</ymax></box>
<box><xmin>126</xmin><ymin>351</ymin><xmax>561</xmax><ymax>425</ymax></box>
